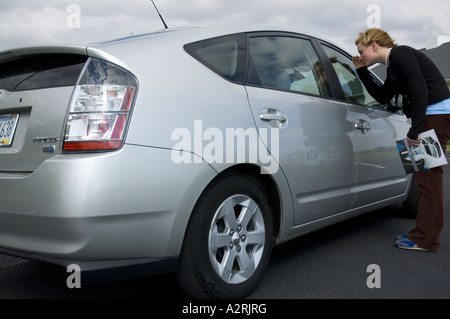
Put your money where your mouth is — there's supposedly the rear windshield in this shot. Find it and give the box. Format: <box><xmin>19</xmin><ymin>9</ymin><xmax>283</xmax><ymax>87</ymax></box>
<box><xmin>0</xmin><ymin>54</ymin><xmax>87</xmax><ymax>91</ymax></box>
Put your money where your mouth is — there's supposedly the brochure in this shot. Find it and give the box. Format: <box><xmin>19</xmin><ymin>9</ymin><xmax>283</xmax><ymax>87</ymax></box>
<box><xmin>396</xmin><ymin>129</ymin><xmax>448</xmax><ymax>174</ymax></box>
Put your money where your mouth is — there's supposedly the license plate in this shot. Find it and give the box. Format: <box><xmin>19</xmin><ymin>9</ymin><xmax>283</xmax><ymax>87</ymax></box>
<box><xmin>0</xmin><ymin>113</ymin><xmax>20</xmax><ymax>147</ymax></box>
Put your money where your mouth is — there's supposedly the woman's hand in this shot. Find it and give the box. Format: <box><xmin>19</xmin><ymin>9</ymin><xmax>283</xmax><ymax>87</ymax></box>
<box><xmin>352</xmin><ymin>56</ymin><xmax>366</xmax><ymax>69</ymax></box>
<box><xmin>406</xmin><ymin>137</ymin><xmax>422</xmax><ymax>147</ymax></box>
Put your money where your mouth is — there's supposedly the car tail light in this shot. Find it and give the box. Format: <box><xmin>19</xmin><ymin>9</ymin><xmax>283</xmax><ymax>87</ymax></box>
<box><xmin>63</xmin><ymin>58</ymin><xmax>137</xmax><ymax>152</ymax></box>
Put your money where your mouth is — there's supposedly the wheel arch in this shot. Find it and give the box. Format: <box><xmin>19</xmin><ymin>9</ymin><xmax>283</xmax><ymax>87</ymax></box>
<box><xmin>204</xmin><ymin>164</ymin><xmax>282</xmax><ymax>240</ymax></box>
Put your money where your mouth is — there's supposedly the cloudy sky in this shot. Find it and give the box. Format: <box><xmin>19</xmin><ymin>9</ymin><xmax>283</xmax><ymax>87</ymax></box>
<box><xmin>0</xmin><ymin>0</ymin><xmax>449</xmax><ymax>55</ymax></box>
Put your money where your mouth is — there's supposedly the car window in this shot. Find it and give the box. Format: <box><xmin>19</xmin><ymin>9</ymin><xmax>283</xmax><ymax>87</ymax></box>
<box><xmin>247</xmin><ymin>36</ymin><xmax>333</xmax><ymax>98</ymax></box>
<box><xmin>196</xmin><ymin>41</ymin><xmax>238</xmax><ymax>77</ymax></box>
<box><xmin>184</xmin><ymin>34</ymin><xmax>245</xmax><ymax>83</ymax></box>
<box><xmin>321</xmin><ymin>45</ymin><xmax>382</xmax><ymax>107</ymax></box>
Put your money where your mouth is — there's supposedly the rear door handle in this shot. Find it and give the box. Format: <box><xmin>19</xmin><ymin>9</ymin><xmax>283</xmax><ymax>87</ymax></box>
<box><xmin>354</xmin><ymin>119</ymin><xmax>370</xmax><ymax>133</ymax></box>
<box><xmin>259</xmin><ymin>108</ymin><xmax>287</xmax><ymax>128</ymax></box>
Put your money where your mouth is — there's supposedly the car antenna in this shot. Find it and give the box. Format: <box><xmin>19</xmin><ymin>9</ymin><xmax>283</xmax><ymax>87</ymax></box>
<box><xmin>151</xmin><ymin>0</ymin><xmax>168</xmax><ymax>29</ymax></box>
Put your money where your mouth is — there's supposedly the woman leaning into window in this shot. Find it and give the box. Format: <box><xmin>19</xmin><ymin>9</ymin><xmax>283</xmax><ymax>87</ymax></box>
<box><xmin>353</xmin><ymin>28</ymin><xmax>450</xmax><ymax>252</ymax></box>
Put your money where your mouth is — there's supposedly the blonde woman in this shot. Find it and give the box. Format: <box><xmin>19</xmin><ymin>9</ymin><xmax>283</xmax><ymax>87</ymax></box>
<box><xmin>353</xmin><ymin>28</ymin><xmax>450</xmax><ymax>252</ymax></box>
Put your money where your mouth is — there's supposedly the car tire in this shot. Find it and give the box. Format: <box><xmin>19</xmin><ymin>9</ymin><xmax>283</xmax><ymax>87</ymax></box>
<box><xmin>177</xmin><ymin>173</ymin><xmax>274</xmax><ymax>299</ymax></box>
<box><xmin>402</xmin><ymin>177</ymin><xmax>418</xmax><ymax>219</ymax></box>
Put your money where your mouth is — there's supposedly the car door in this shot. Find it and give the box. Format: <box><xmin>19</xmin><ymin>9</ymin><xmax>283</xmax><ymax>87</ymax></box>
<box><xmin>319</xmin><ymin>43</ymin><xmax>411</xmax><ymax>208</ymax></box>
<box><xmin>244</xmin><ymin>33</ymin><xmax>357</xmax><ymax>225</ymax></box>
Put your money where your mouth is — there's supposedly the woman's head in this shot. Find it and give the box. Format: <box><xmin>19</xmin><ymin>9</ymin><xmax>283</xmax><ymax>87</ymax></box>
<box><xmin>355</xmin><ymin>28</ymin><xmax>398</xmax><ymax>67</ymax></box>
<box><xmin>355</xmin><ymin>28</ymin><xmax>398</xmax><ymax>48</ymax></box>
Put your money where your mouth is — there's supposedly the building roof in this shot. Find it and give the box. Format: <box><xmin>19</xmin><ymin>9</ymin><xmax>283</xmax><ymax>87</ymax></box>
<box><xmin>421</xmin><ymin>42</ymin><xmax>450</xmax><ymax>80</ymax></box>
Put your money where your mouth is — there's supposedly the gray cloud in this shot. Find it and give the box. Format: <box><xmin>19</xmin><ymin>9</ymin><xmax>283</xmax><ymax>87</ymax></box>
<box><xmin>0</xmin><ymin>0</ymin><xmax>449</xmax><ymax>54</ymax></box>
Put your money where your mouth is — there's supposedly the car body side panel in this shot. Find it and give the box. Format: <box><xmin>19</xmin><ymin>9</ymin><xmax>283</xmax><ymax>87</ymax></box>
<box><xmin>97</xmin><ymin>33</ymin><xmax>298</xmax><ymax>235</ymax></box>
<box><xmin>97</xmin><ymin>40</ymin><xmax>256</xmax><ymax>154</ymax></box>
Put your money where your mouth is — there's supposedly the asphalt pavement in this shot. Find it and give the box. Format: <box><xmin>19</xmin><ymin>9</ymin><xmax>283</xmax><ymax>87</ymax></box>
<box><xmin>1</xmin><ymin>153</ymin><xmax>450</xmax><ymax>301</ymax></box>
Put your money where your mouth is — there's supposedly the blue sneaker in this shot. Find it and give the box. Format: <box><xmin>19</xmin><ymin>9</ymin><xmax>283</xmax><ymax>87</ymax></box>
<box><xmin>396</xmin><ymin>238</ymin><xmax>427</xmax><ymax>251</ymax></box>
<box><xmin>396</xmin><ymin>234</ymin><xmax>408</xmax><ymax>240</ymax></box>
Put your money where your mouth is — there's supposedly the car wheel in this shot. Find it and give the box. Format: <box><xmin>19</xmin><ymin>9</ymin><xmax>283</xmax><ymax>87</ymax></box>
<box><xmin>177</xmin><ymin>173</ymin><xmax>274</xmax><ymax>299</ymax></box>
<box><xmin>402</xmin><ymin>177</ymin><xmax>418</xmax><ymax>219</ymax></box>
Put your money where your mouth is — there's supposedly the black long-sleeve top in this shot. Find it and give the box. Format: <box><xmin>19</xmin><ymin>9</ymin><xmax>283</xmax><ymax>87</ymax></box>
<box><xmin>356</xmin><ymin>45</ymin><xmax>450</xmax><ymax>139</ymax></box>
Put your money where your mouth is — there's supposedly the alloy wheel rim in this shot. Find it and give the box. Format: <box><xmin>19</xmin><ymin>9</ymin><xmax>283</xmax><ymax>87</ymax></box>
<box><xmin>208</xmin><ymin>195</ymin><xmax>266</xmax><ymax>284</ymax></box>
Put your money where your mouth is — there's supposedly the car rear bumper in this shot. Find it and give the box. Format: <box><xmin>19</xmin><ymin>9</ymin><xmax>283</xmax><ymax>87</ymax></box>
<box><xmin>0</xmin><ymin>144</ymin><xmax>216</xmax><ymax>264</ymax></box>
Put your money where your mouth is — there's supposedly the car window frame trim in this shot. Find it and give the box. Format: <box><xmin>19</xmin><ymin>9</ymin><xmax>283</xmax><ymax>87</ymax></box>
<box><xmin>315</xmin><ymin>39</ymin><xmax>395</xmax><ymax>111</ymax></box>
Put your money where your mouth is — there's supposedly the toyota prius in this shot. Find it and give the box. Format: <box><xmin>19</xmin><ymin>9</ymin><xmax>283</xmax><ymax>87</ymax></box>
<box><xmin>0</xmin><ymin>25</ymin><xmax>417</xmax><ymax>298</ymax></box>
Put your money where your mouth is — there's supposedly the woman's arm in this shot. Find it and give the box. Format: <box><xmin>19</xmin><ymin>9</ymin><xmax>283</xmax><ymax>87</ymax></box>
<box><xmin>353</xmin><ymin>60</ymin><xmax>395</xmax><ymax>105</ymax></box>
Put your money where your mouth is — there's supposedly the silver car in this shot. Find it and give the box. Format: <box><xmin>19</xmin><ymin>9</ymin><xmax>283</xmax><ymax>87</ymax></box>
<box><xmin>0</xmin><ymin>25</ymin><xmax>416</xmax><ymax>299</ymax></box>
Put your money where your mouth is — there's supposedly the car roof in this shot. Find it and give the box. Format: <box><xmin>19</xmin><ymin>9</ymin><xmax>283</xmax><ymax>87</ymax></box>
<box><xmin>0</xmin><ymin>24</ymin><xmax>341</xmax><ymax>71</ymax></box>
<box><xmin>90</xmin><ymin>24</ymin><xmax>325</xmax><ymax>47</ymax></box>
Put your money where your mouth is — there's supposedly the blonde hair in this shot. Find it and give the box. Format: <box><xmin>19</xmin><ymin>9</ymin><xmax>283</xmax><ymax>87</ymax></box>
<box><xmin>355</xmin><ymin>28</ymin><xmax>398</xmax><ymax>48</ymax></box>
